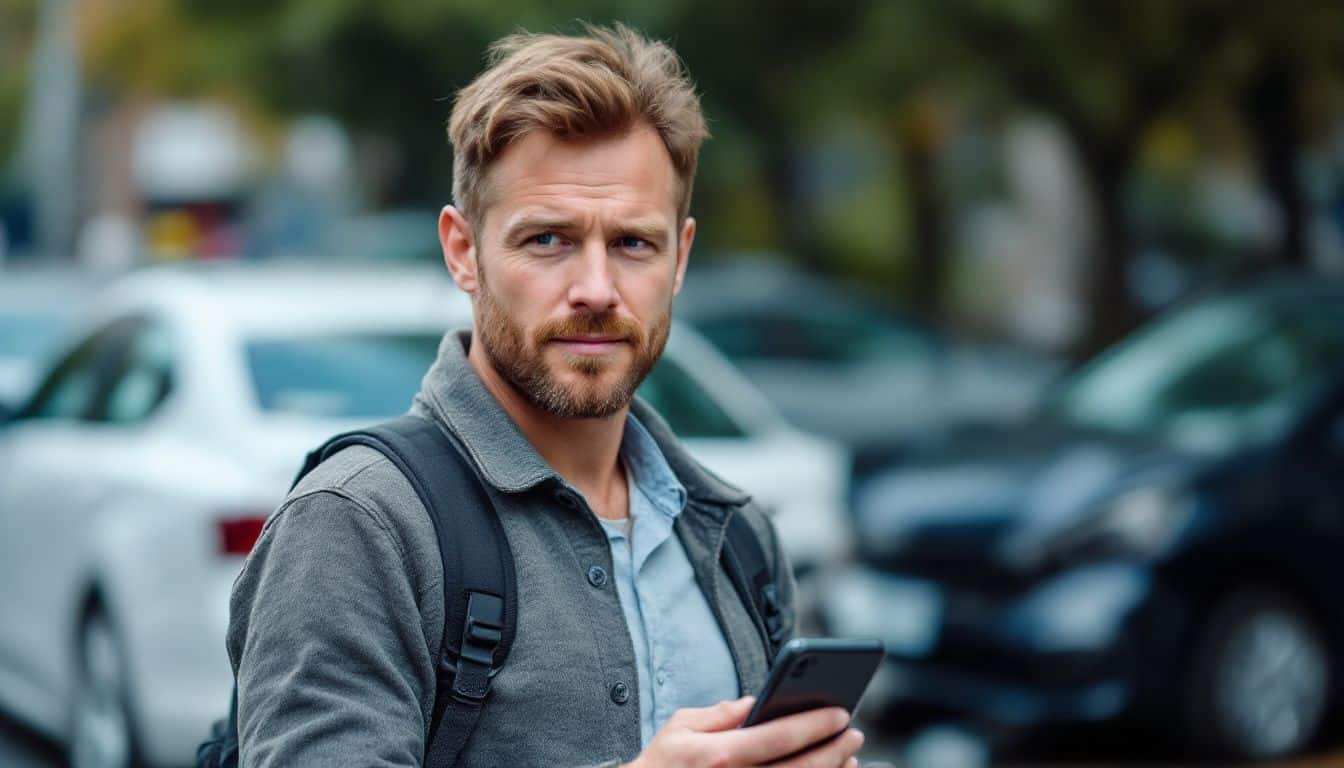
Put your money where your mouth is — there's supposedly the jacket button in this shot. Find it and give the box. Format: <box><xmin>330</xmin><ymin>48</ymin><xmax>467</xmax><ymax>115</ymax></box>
<box><xmin>610</xmin><ymin>681</ymin><xmax>630</xmax><ymax>704</ymax></box>
<box><xmin>586</xmin><ymin>565</ymin><xmax>608</xmax><ymax>588</ymax></box>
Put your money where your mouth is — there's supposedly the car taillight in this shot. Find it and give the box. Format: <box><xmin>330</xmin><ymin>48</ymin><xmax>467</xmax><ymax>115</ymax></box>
<box><xmin>217</xmin><ymin>515</ymin><xmax>268</xmax><ymax>556</ymax></box>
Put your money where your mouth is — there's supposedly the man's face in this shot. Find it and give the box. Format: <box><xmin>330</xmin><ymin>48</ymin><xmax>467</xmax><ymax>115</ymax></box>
<box><xmin>442</xmin><ymin>123</ymin><xmax>694</xmax><ymax>419</ymax></box>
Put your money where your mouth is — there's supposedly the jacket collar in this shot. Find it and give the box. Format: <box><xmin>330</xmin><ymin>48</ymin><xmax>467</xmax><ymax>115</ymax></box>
<box><xmin>414</xmin><ymin>329</ymin><xmax>751</xmax><ymax>508</ymax></box>
<box><xmin>627</xmin><ymin>397</ymin><xmax>751</xmax><ymax>508</ymax></box>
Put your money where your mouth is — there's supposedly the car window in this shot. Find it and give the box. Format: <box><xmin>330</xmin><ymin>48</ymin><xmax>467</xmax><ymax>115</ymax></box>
<box><xmin>697</xmin><ymin>307</ymin><xmax>930</xmax><ymax>366</ymax></box>
<box><xmin>636</xmin><ymin>357</ymin><xmax>745</xmax><ymax>439</ymax></box>
<box><xmin>246</xmin><ymin>333</ymin><xmax>442</xmax><ymax>419</ymax></box>
<box><xmin>1152</xmin><ymin>325</ymin><xmax>1298</xmax><ymax>413</ymax></box>
<box><xmin>0</xmin><ymin>310</ymin><xmax>70</xmax><ymax>358</ymax></box>
<box><xmin>1055</xmin><ymin>293</ymin><xmax>1344</xmax><ymax>446</ymax></box>
<box><xmin>24</xmin><ymin>320</ymin><xmax>135</xmax><ymax>421</ymax></box>
<box><xmin>100</xmin><ymin>321</ymin><xmax>175</xmax><ymax>423</ymax></box>
<box><xmin>696</xmin><ymin>313</ymin><xmax>796</xmax><ymax>360</ymax></box>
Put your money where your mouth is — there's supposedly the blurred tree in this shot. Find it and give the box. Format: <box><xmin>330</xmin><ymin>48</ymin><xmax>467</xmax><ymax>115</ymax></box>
<box><xmin>0</xmin><ymin>0</ymin><xmax>39</xmax><ymax>175</ymax></box>
<box><xmin>924</xmin><ymin>0</ymin><xmax>1247</xmax><ymax>354</ymax></box>
<box><xmin>744</xmin><ymin>1</ymin><xmax>956</xmax><ymax>317</ymax></box>
<box><xmin>79</xmin><ymin>0</ymin><xmax>872</xmax><ymax>261</ymax></box>
<box><xmin>895</xmin><ymin>0</ymin><xmax>1344</xmax><ymax>353</ymax></box>
<box><xmin>897</xmin><ymin>95</ymin><xmax>951</xmax><ymax>324</ymax></box>
<box><xmin>1233</xmin><ymin>3</ymin><xmax>1344</xmax><ymax>269</ymax></box>
<box><xmin>667</xmin><ymin>0</ymin><xmax>868</xmax><ymax>271</ymax></box>
<box><xmin>61</xmin><ymin>0</ymin><xmax>1344</xmax><ymax>346</ymax></box>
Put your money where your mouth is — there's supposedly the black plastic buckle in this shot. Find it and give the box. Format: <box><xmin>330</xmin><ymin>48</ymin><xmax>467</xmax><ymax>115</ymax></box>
<box><xmin>452</xmin><ymin>592</ymin><xmax>503</xmax><ymax>704</ymax></box>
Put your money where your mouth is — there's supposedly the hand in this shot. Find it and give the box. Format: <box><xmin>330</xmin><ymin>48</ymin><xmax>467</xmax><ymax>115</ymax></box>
<box><xmin>624</xmin><ymin>695</ymin><xmax>864</xmax><ymax>768</ymax></box>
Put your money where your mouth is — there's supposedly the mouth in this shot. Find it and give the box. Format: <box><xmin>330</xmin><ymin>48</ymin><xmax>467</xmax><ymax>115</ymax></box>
<box><xmin>550</xmin><ymin>336</ymin><xmax>628</xmax><ymax>355</ymax></box>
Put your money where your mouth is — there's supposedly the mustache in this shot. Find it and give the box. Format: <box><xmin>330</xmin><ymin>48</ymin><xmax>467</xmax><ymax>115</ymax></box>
<box><xmin>535</xmin><ymin>312</ymin><xmax>644</xmax><ymax>346</ymax></box>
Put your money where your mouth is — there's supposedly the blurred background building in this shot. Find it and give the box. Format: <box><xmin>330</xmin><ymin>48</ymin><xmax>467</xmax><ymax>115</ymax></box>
<box><xmin>4</xmin><ymin>1</ymin><xmax>1344</xmax><ymax>766</ymax></box>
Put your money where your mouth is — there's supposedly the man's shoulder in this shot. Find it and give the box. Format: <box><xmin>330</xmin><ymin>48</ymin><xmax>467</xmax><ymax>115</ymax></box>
<box><xmin>276</xmin><ymin>444</ymin><xmax>440</xmax><ymax>571</ymax></box>
<box><xmin>725</xmin><ymin>499</ymin><xmax>781</xmax><ymax>563</ymax></box>
<box><xmin>288</xmin><ymin>443</ymin><xmax>419</xmax><ymax>512</ymax></box>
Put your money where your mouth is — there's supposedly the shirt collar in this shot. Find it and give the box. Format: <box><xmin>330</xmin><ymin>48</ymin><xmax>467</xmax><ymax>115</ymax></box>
<box><xmin>620</xmin><ymin>412</ymin><xmax>688</xmax><ymax>520</ymax></box>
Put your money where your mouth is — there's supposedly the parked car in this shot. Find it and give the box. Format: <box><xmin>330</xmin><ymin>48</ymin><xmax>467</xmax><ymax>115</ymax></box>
<box><xmin>0</xmin><ymin>263</ymin><xmax>849</xmax><ymax>767</ymax></box>
<box><xmin>826</xmin><ymin>275</ymin><xmax>1344</xmax><ymax>761</ymax></box>
<box><xmin>676</xmin><ymin>260</ymin><xmax>1060</xmax><ymax>462</ymax></box>
<box><xmin>0</xmin><ymin>267</ymin><xmax>101</xmax><ymax>410</ymax></box>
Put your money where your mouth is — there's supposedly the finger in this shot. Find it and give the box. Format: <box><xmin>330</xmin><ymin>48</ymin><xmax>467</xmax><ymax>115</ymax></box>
<box><xmin>675</xmin><ymin>695</ymin><xmax>756</xmax><ymax>731</ymax></box>
<box><xmin>760</xmin><ymin>727</ymin><xmax>863</xmax><ymax>768</ymax></box>
<box><xmin>724</xmin><ymin>706</ymin><xmax>851</xmax><ymax>765</ymax></box>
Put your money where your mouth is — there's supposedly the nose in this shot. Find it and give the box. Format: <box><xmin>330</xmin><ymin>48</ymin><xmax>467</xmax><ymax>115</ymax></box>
<box><xmin>566</xmin><ymin>239</ymin><xmax>620</xmax><ymax>312</ymax></box>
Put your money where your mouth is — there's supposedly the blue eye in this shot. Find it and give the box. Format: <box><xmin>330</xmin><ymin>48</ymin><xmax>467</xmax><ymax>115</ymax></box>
<box><xmin>533</xmin><ymin>233</ymin><xmax>556</xmax><ymax>246</ymax></box>
<box><xmin>620</xmin><ymin>236</ymin><xmax>648</xmax><ymax>249</ymax></box>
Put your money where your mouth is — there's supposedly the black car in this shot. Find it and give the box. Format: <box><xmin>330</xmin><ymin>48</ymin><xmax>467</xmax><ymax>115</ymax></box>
<box><xmin>676</xmin><ymin>260</ymin><xmax>1059</xmax><ymax>452</ymax></box>
<box><xmin>827</xmin><ymin>276</ymin><xmax>1344</xmax><ymax>761</ymax></box>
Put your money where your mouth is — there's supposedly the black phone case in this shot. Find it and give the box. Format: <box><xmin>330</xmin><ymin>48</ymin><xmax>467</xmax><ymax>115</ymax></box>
<box><xmin>743</xmin><ymin>637</ymin><xmax>885</xmax><ymax>727</ymax></box>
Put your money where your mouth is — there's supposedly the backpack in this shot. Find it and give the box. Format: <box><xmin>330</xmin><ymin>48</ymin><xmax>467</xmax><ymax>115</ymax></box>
<box><xmin>198</xmin><ymin>413</ymin><xmax>787</xmax><ymax>767</ymax></box>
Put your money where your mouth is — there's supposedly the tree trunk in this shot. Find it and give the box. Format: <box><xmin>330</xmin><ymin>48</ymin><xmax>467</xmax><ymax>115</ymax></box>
<box><xmin>1244</xmin><ymin>56</ymin><xmax>1306</xmax><ymax>267</ymax></box>
<box><xmin>758</xmin><ymin>124</ymin><xmax>823</xmax><ymax>272</ymax></box>
<box><xmin>1079</xmin><ymin>139</ymin><xmax>1138</xmax><ymax>358</ymax></box>
<box><xmin>898</xmin><ymin>104</ymin><xmax>946</xmax><ymax>323</ymax></box>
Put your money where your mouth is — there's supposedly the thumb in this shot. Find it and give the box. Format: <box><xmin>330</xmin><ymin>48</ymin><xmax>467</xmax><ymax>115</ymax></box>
<box><xmin>677</xmin><ymin>696</ymin><xmax>756</xmax><ymax>732</ymax></box>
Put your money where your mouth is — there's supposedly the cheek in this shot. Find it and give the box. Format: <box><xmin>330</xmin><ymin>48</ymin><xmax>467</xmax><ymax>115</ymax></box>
<box><xmin>492</xmin><ymin>262</ymin><xmax>556</xmax><ymax>312</ymax></box>
<box><xmin>619</xmin><ymin>271</ymin><xmax>676</xmax><ymax>316</ymax></box>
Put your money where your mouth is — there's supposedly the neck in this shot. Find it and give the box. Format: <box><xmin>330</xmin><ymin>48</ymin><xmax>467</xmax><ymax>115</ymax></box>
<box><xmin>467</xmin><ymin>333</ymin><xmax>628</xmax><ymax>516</ymax></box>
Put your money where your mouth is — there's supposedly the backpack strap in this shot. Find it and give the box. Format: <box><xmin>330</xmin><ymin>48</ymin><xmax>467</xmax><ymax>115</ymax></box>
<box><xmin>721</xmin><ymin>511</ymin><xmax>789</xmax><ymax>664</ymax></box>
<box><xmin>294</xmin><ymin>414</ymin><xmax>515</xmax><ymax>768</ymax></box>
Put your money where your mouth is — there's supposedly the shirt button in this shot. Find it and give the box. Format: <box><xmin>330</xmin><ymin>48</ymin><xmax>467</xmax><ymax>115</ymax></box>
<box><xmin>656</xmin><ymin>672</ymin><xmax>666</xmax><ymax>686</ymax></box>
<box><xmin>586</xmin><ymin>565</ymin><xmax>608</xmax><ymax>588</ymax></box>
<box><xmin>610</xmin><ymin>681</ymin><xmax>630</xmax><ymax>704</ymax></box>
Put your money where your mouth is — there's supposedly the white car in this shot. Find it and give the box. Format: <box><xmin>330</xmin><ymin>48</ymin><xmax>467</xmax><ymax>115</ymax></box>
<box><xmin>0</xmin><ymin>267</ymin><xmax>103</xmax><ymax>409</ymax></box>
<box><xmin>0</xmin><ymin>263</ymin><xmax>849</xmax><ymax>767</ymax></box>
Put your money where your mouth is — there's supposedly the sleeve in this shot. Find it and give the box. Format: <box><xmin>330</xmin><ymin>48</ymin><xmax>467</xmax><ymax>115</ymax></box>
<box><xmin>227</xmin><ymin>490</ymin><xmax>436</xmax><ymax>767</ymax></box>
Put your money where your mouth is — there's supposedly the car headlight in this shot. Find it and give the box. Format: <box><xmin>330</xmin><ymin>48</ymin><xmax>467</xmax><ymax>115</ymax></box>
<box><xmin>1016</xmin><ymin>484</ymin><xmax>1196</xmax><ymax>568</ymax></box>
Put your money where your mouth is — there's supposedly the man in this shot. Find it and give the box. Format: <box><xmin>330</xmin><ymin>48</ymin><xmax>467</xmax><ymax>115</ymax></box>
<box><xmin>227</xmin><ymin>24</ymin><xmax>865</xmax><ymax>767</ymax></box>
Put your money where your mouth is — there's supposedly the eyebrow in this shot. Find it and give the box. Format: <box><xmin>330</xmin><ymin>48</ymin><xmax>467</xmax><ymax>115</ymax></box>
<box><xmin>615</xmin><ymin>221</ymin><xmax>671</xmax><ymax>244</ymax></box>
<box><xmin>502</xmin><ymin>215</ymin><xmax>671</xmax><ymax>245</ymax></box>
<box><xmin>502</xmin><ymin>216</ymin><xmax>578</xmax><ymax>241</ymax></box>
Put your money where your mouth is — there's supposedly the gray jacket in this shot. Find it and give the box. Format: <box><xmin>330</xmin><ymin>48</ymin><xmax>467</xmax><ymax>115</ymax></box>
<box><xmin>226</xmin><ymin>330</ymin><xmax>797</xmax><ymax>767</ymax></box>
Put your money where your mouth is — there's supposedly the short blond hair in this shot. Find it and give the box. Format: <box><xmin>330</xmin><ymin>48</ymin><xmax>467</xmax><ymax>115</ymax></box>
<box><xmin>448</xmin><ymin>24</ymin><xmax>708</xmax><ymax>224</ymax></box>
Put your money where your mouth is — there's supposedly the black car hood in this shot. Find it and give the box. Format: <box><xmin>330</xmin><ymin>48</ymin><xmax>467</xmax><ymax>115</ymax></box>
<box><xmin>853</xmin><ymin>419</ymin><xmax>1207</xmax><ymax>580</ymax></box>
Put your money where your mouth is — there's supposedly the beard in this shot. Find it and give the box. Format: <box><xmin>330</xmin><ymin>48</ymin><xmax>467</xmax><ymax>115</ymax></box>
<box><xmin>473</xmin><ymin>273</ymin><xmax>670</xmax><ymax>419</ymax></box>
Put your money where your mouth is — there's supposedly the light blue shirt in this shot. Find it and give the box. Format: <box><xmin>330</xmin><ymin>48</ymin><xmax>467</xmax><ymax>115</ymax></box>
<box><xmin>594</xmin><ymin>414</ymin><xmax>739</xmax><ymax>746</ymax></box>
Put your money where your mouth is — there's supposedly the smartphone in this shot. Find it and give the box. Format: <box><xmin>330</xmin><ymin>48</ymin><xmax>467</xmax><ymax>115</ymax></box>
<box><xmin>742</xmin><ymin>637</ymin><xmax>885</xmax><ymax>728</ymax></box>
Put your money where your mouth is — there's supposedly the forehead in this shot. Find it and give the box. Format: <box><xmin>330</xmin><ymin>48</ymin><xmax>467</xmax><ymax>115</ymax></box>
<box><xmin>479</xmin><ymin>124</ymin><xmax>680</xmax><ymax>229</ymax></box>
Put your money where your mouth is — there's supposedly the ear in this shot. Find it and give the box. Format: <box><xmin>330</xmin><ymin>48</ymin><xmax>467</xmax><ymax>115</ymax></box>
<box><xmin>439</xmin><ymin>205</ymin><xmax>478</xmax><ymax>293</ymax></box>
<box><xmin>672</xmin><ymin>216</ymin><xmax>695</xmax><ymax>296</ymax></box>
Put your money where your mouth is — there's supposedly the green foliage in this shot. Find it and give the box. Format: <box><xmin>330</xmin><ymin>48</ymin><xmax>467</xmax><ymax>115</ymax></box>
<box><xmin>0</xmin><ymin>0</ymin><xmax>38</xmax><ymax>174</ymax></box>
<box><xmin>57</xmin><ymin>0</ymin><xmax>1344</xmax><ymax>330</ymax></box>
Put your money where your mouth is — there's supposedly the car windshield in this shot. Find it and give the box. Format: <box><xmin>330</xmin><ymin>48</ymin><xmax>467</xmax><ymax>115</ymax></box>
<box><xmin>636</xmin><ymin>355</ymin><xmax>745</xmax><ymax>439</ymax></box>
<box><xmin>0</xmin><ymin>311</ymin><xmax>70</xmax><ymax>358</ymax></box>
<box><xmin>1050</xmin><ymin>293</ymin><xmax>1344</xmax><ymax>449</ymax></box>
<box><xmin>246</xmin><ymin>333</ymin><xmax>443</xmax><ymax>419</ymax></box>
<box><xmin>695</xmin><ymin>304</ymin><xmax>930</xmax><ymax>366</ymax></box>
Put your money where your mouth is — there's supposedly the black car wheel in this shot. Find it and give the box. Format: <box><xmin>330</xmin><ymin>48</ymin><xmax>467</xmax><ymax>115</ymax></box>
<box><xmin>68</xmin><ymin>608</ymin><xmax>144</xmax><ymax>768</ymax></box>
<box><xmin>1185</xmin><ymin>588</ymin><xmax>1330</xmax><ymax>761</ymax></box>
